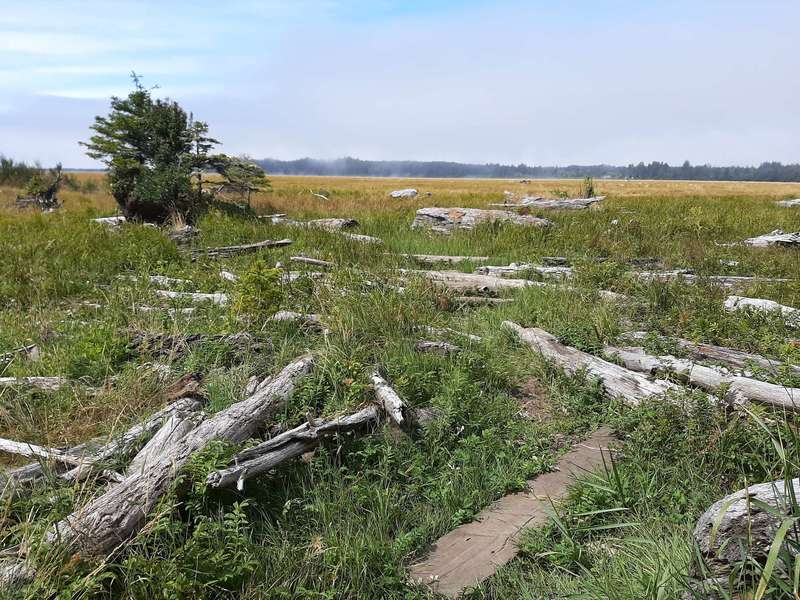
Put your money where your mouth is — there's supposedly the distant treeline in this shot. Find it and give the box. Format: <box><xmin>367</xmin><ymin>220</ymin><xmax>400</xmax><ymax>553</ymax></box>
<box><xmin>256</xmin><ymin>157</ymin><xmax>800</xmax><ymax>182</ymax></box>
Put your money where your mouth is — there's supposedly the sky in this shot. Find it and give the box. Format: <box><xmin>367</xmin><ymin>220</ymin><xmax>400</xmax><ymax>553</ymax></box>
<box><xmin>1</xmin><ymin>0</ymin><xmax>799</xmax><ymax>168</ymax></box>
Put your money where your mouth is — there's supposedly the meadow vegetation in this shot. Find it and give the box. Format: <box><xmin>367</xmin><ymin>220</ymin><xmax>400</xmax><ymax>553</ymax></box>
<box><xmin>0</xmin><ymin>174</ymin><xmax>799</xmax><ymax>598</ymax></box>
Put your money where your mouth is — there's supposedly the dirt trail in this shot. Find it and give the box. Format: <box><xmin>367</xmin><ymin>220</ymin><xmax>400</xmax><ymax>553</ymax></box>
<box><xmin>409</xmin><ymin>427</ymin><xmax>616</xmax><ymax>598</ymax></box>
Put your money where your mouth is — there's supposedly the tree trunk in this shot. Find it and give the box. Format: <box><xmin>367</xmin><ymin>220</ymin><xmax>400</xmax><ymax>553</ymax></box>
<box><xmin>411</xmin><ymin>207</ymin><xmax>554</xmax><ymax>232</ymax></box>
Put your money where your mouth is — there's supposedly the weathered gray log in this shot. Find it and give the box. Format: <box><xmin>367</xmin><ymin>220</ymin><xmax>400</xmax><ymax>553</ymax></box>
<box><xmin>0</xmin><ymin>345</ymin><xmax>40</xmax><ymax>363</ymax></box>
<box><xmin>724</xmin><ymin>296</ymin><xmax>800</xmax><ymax>327</ymax></box>
<box><xmin>191</xmin><ymin>238</ymin><xmax>292</xmax><ymax>260</ymax></box>
<box><xmin>622</xmin><ymin>332</ymin><xmax>800</xmax><ymax>376</ymax></box>
<box><xmin>166</xmin><ymin>225</ymin><xmax>199</xmax><ymax>245</ymax></box>
<box><xmin>476</xmin><ymin>263</ymin><xmax>573</xmax><ymax>279</ymax></box>
<box><xmin>398</xmin><ymin>254</ymin><xmax>490</xmax><ymax>265</ymax></box>
<box><xmin>121</xmin><ymin>274</ymin><xmax>193</xmax><ymax>287</ymax></box>
<box><xmin>92</xmin><ymin>216</ymin><xmax>126</xmax><ymax>227</ymax></box>
<box><xmin>415</xmin><ymin>341</ymin><xmax>462</xmax><ymax>355</ymax></box>
<box><xmin>267</xmin><ymin>311</ymin><xmax>326</xmax><ymax>332</ymax></box>
<box><xmin>219</xmin><ymin>270</ymin><xmax>239</xmax><ymax>282</ymax></box>
<box><xmin>0</xmin><ymin>377</ymin><xmax>67</xmax><ymax>392</ymax></box>
<box><xmin>0</xmin><ymin>439</ymin><xmax>81</xmax><ymax>466</ymax></box>
<box><xmin>155</xmin><ymin>290</ymin><xmax>229</xmax><ymax>305</ymax></box>
<box><xmin>390</xmin><ymin>189</ymin><xmax>418</xmax><ymax>199</ymax></box>
<box><xmin>133</xmin><ymin>306</ymin><xmax>196</xmax><ymax>315</ymax></box>
<box><xmin>129</xmin><ymin>332</ymin><xmax>261</xmax><ymax>359</ymax></box>
<box><xmin>307</xmin><ymin>218</ymin><xmax>358</xmax><ymax>230</ymax></box>
<box><xmin>371</xmin><ymin>373</ymin><xmax>409</xmax><ymax>429</ymax></box>
<box><xmin>632</xmin><ymin>271</ymin><xmax>790</xmax><ymax>287</ymax></box>
<box><xmin>289</xmin><ymin>256</ymin><xmax>334</xmax><ymax>268</ymax></box>
<box><xmin>412</xmin><ymin>207</ymin><xmax>553</xmax><ymax>232</ymax></box>
<box><xmin>44</xmin><ymin>354</ymin><xmax>314</xmax><ymax>555</ymax></box>
<box><xmin>503</xmin><ymin>321</ymin><xmax>676</xmax><ymax>404</ymax></box>
<box><xmin>742</xmin><ymin>229</ymin><xmax>800</xmax><ymax>247</ymax></box>
<box><xmin>777</xmin><ymin>199</ymin><xmax>800</xmax><ymax>207</ymax></box>
<box><xmin>126</xmin><ymin>410</ymin><xmax>203</xmax><ymax>476</ymax></box>
<box><xmin>423</xmin><ymin>326</ymin><xmax>483</xmax><ymax>342</ymax></box>
<box><xmin>488</xmin><ymin>196</ymin><xmax>605</xmax><ymax>210</ymax></box>
<box><xmin>402</xmin><ymin>269</ymin><xmax>543</xmax><ymax>293</ymax></box>
<box><xmin>605</xmin><ymin>345</ymin><xmax>800</xmax><ymax>412</ymax></box>
<box><xmin>206</xmin><ymin>405</ymin><xmax>380</xmax><ymax>489</ymax></box>
<box><xmin>454</xmin><ymin>296</ymin><xmax>514</xmax><ymax>306</ymax></box>
<box><xmin>692</xmin><ymin>478</ymin><xmax>800</xmax><ymax>581</ymax></box>
<box><xmin>338</xmin><ymin>232</ymin><xmax>383</xmax><ymax>244</ymax></box>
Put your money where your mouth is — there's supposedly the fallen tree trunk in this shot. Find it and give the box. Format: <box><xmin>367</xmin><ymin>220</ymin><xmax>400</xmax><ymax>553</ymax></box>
<box><xmin>44</xmin><ymin>354</ymin><xmax>314</xmax><ymax>555</ymax></box>
<box><xmin>488</xmin><ymin>196</ymin><xmax>605</xmax><ymax>210</ymax></box>
<box><xmin>0</xmin><ymin>345</ymin><xmax>40</xmax><ymax>363</ymax></box>
<box><xmin>289</xmin><ymin>256</ymin><xmax>334</xmax><ymax>268</ymax></box>
<box><xmin>129</xmin><ymin>332</ymin><xmax>261</xmax><ymax>359</ymax></box>
<box><xmin>0</xmin><ymin>439</ymin><xmax>81</xmax><ymax>466</ymax></box>
<box><xmin>411</xmin><ymin>207</ymin><xmax>554</xmax><ymax>232</ymax></box>
<box><xmin>476</xmin><ymin>263</ymin><xmax>573</xmax><ymax>279</ymax></box>
<box><xmin>371</xmin><ymin>373</ymin><xmax>410</xmax><ymax>429</ymax></box>
<box><xmin>691</xmin><ymin>477</ymin><xmax>800</xmax><ymax>586</ymax></box>
<box><xmin>155</xmin><ymin>290</ymin><xmax>229</xmax><ymax>305</ymax></box>
<box><xmin>415</xmin><ymin>341</ymin><xmax>462</xmax><ymax>355</ymax></box>
<box><xmin>190</xmin><ymin>238</ymin><xmax>292</xmax><ymax>260</ymax></box>
<box><xmin>742</xmin><ymin>229</ymin><xmax>800</xmax><ymax>247</ymax></box>
<box><xmin>503</xmin><ymin>321</ymin><xmax>677</xmax><ymax>404</ymax></box>
<box><xmin>453</xmin><ymin>296</ymin><xmax>513</xmax><ymax>306</ymax></box>
<box><xmin>605</xmin><ymin>345</ymin><xmax>800</xmax><ymax>412</ymax></box>
<box><xmin>338</xmin><ymin>232</ymin><xmax>382</xmax><ymax>244</ymax></box>
<box><xmin>632</xmin><ymin>271</ymin><xmax>790</xmax><ymax>287</ymax></box>
<box><xmin>402</xmin><ymin>269</ymin><xmax>543</xmax><ymax>293</ymax></box>
<box><xmin>777</xmin><ymin>199</ymin><xmax>800</xmax><ymax>207</ymax></box>
<box><xmin>266</xmin><ymin>311</ymin><xmax>327</xmax><ymax>332</ymax></box>
<box><xmin>398</xmin><ymin>254</ymin><xmax>490</xmax><ymax>264</ymax></box>
<box><xmin>622</xmin><ymin>332</ymin><xmax>800</xmax><ymax>376</ymax></box>
<box><xmin>206</xmin><ymin>405</ymin><xmax>380</xmax><ymax>489</ymax></box>
<box><xmin>422</xmin><ymin>326</ymin><xmax>483</xmax><ymax>342</ymax></box>
<box><xmin>724</xmin><ymin>295</ymin><xmax>800</xmax><ymax>327</ymax></box>
<box><xmin>0</xmin><ymin>377</ymin><xmax>67</xmax><ymax>392</ymax></box>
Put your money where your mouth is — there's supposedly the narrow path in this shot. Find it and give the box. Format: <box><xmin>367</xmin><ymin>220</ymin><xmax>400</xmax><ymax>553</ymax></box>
<box><xmin>409</xmin><ymin>427</ymin><xmax>616</xmax><ymax>598</ymax></box>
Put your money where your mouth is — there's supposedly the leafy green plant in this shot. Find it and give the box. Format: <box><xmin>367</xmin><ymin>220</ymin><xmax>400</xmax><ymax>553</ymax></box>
<box><xmin>231</xmin><ymin>258</ymin><xmax>284</xmax><ymax>320</ymax></box>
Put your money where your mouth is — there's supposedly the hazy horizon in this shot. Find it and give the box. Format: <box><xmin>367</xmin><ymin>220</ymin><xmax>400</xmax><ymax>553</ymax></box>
<box><xmin>3</xmin><ymin>1</ymin><xmax>799</xmax><ymax>169</ymax></box>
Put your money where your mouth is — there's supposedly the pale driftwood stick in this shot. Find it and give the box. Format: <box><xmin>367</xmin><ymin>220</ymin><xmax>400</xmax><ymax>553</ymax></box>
<box><xmin>289</xmin><ymin>256</ymin><xmax>334</xmax><ymax>268</ymax></box>
<box><xmin>267</xmin><ymin>310</ymin><xmax>327</xmax><ymax>332</ymax></box>
<box><xmin>411</xmin><ymin>207</ymin><xmax>554</xmax><ymax>232</ymax></box>
<box><xmin>0</xmin><ymin>438</ymin><xmax>80</xmax><ymax>466</ymax></box>
<box><xmin>155</xmin><ymin>290</ymin><xmax>229</xmax><ymax>306</ymax></box>
<box><xmin>632</xmin><ymin>271</ymin><xmax>790</xmax><ymax>287</ymax></box>
<box><xmin>0</xmin><ymin>345</ymin><xmax>40</xmax><ymax>363</ymax></box>
<box><xmin>219</xmin><ymin>270</ymin><xmax>239</xmax><ymax>282</ymax></box>
<box><xmin>371</xmin><ymin>373</ymin><xmax>411</xmax><ymax>429</ymax></box>
<box><xmin>503</xmin><ymin>321</ymin><xmax>677</xmax><ymax>405</ymax></box>
<box><xmin>191</xmin><ymin>238</ymin><xmax>292</xmax><ymax>260</ymax></box>
<box><xmin>476</xmin><ymin>264</ymin><xmax>574</xmax><ymax>278</ymax></box>
<box><xmin>605</xmin><ymin>345</ymin><xmax>800</xmax><ymax>412</ymax></box>
<box><xmin>134</xmin><ymin>305</ymin><xmax>196</xmax><ymax>315</ymax></box>
<box><xmin>120</xmin><ymin>275</ymin><xmax>193</xmax><ymax>287</ymax></box>
<box><xmin>622</xmin><ymin>332</ymin><xmax>800</xmax><ymax>376</ymax></box>
<box><xmin>776</xmin><ymin>199</ymin><xmax>800</xmax><ymax>208</ymax></box>
<box><xmin>742</xmin><ymin>229</ymin><xmax>800</xmax><ymax>247</ymax></box>
<box><xmin>401</xmin><ymin>269</ymin><xmax>543</xmax><ymax>292</ymax></box>
<box><xmin>92</xmin><ymin>216</ymin><xmax>126</xmax><ymax>227</ymax></box>
<box><xmin>307</xmin><ymin>218</ymin><xmax>358</xmax><ymax>230</ymax></box>
<box><xmin>423</xmin><ymin>326</ymin><xmax>483</xmax><ymax>342</ymax></box>
<box><xmin>454</xmin><ymin>296</ymin><xmax>513</xmax><ymax>306</ymax></box>
<box><xmin>207</xmin><ymin>405</ymin><xmax>380</xmax><ymax>489</ymax></box>
<box><xmin>415</xmin><ymin>341</ymin><xmax>462</xmax><ymax>355</ymax></box>
<box><xmin>338</xmin><ymin>232</ymin><xmax>382</xmax><ymax>244</ymax></box>
<box><xmin>397</xmin><ymin>254</ymin><xmax>490</xmax><ymax>265</ymax></box>
<box><xmin>488</xmin><ymin>196</ymin><xmax>605</xmax><ymax>210</ymax></box>
<box><xmin>0</xmin><ymin>377</ymin><xmax>67</xmax><ymax>392</ymax></box>
<box><xmin>724</xmin><ymin>295</ymin><xmax>800</xmax><ymax>326</ymax></box>
<box><xmin>44</xmin><ymin>354</ymin><xmax>314</xmax><ymax>556</ymax></box>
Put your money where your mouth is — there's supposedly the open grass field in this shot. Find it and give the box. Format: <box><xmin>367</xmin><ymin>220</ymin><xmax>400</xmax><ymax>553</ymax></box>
<box><xmin>1</xmin><ymin>175</ymin><xmax>800</xmax><ymax>599</ymax></box>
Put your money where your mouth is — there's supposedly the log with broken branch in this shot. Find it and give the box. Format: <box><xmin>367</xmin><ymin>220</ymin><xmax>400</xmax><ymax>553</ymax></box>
<box><xmin>604</xmin><ymin>345</ymin><xmax>800</xmax><ymax>412</ymax></box>
<box><xmin>502</xmin><ymin>321</ymin><xmax>677</xmax><ymax>405</ymax></box>
<box><xmin>190</xmin><ymin>238</ymin><xmax>292</xmax><ymax>260</ymax></box>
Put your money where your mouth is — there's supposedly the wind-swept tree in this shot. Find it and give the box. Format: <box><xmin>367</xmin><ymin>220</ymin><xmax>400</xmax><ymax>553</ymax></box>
<box><xmin>83</xmin><ymin>74</ymin><xmax>268</xmax><ymax>223</ymax></box>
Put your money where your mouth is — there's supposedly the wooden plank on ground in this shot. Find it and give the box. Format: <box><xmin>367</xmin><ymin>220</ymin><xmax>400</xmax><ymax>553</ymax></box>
<box><xmin>409</xmin><ymin>427</ymin><xmax>615</xmax><ymax>598</ymax></box>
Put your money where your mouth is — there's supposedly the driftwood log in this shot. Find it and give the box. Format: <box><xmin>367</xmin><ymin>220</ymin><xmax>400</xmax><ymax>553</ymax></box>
<box><xmin>489</xmin><ymin>196</ymin><xmax>605</xmax><ymax>210</ymax></box>
<box><xmin>402</xmin><ymin>269</ymin><xmax>543</xmax><ymax>293</ymax></box>
<box><xmin>129</xmin><ymin>332</ymin><xmax>261</xmax><ymax>359</ymax></box>
<box><xmin>42</xmin><ymin>354</ymin><xmax>314</xmax><ymax>556</ymax></box>
<box><xmin>453</xmin><ymin>296</ymin><xmax>514</xmax><ymax>306</ymax></box>
<box><xmin>191</xmin><ymin>238</ymin><xmax>292</xmax><ymax>260</ymax></box>
<box><xmin>290</xmin><ymin>256</ymin><xmax>334</xmax><ymax>268</ymax></box>
<box><xmin>390</xmin><ymin>189</ymin><xmax>418</xmax><ymax>199</ymax></box>
<box><xmin>397</xmin><ymin>254</ymin><xmax>490</xmax><ymax>265</ymax></box>
<box><xmin>691</xmin><ymin>478</ymin><xmax>800</xmax><ymax>585</ymax></box>
<box><xmin>0</xmin><ymin>345</ymin><xmax>40</xmax><ymax>363</ymax></box>
<box><xmin>776</xmin><ymin>199</ymin><xmax>800</xmax><ymax>207</ymax></box>
<box><xmin>476</xmin><ymin>263</ymin><xmax>573</xmax><ymax>279</ymax></box>
<box><xmin>423</xmin><ymin>326</ymin><xmax>483</xmax><ymax>342</ymax></box>
<box><xmin>742</xmin><ymin>230</ymin><xmax>800</xmax><ymax>247</ymax></box>
<box><xmin>155</xmin><ymin>290</ymin><xmax>229</xmax><ymax>305</ymax></box>
<box><xmin>605</xmin><ymin>345</ymin><xmax>800</xmax><ymax>412</ymax></box>
<box><xmin>411</xmin><ymin>207</ymin><xmax>554</xmax><ymax>232</ymax></box>
<box><xmin>0</xmin><ymin>377</ymin><xmax>67</xmax><ymax>392</ymax></box>
<box><xmin>338</xmin><ymin>232</ymin><xmax>383</xmax><ymax>244</ymax></box>
<box><xmin>415</xmin><ymin>341</ymin><xmax>462</xmax><ymax>355</ymax></box>
<box><xmin>724</xmin><ymin>296</ymin><xmax>800</xmax><ymax>327</ymax></box>
<box><xmin>503</xmin><ymin>321</ymin><xmax>677</xmax><ymax>404</ymax></box>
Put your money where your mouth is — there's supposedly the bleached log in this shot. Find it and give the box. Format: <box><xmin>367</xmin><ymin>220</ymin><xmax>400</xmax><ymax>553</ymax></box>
<box><xmin>290</xmin><ymin>256</ymin><xmax>334</xmax><ymax>268</ymax></box>
<box><xmin>488</xmin><ymin>196</ymin><xmax>605</xmax><ymax>210</ymax></box>
<box><xmin>776</xmin><ymin>199</ymin><xmax>800</xmax><ymax>207</ymax></box>
<box><xmin>121</xmin><ymin>275</ymin><xmax>193</xmax><ymax>287</ymax></box>
<box><xmin>454</xmin><ymin>296</ymin><xmax>514</xmax><ymax>306</ymax></box>
<box><xmin>402</xmin><ymin>269</ymin><xmax>543</xmax><ymax>292</ymax></box>
<box><xmin>129</xmin><ymin>332</ymin><xmax>260</xmax><ymax>359</ymax></box>
<box><xmin>397</xmin><ymin>254</ymin><xmax>490</xmax><ymax>265</ymax></box>
<box><xmin>423</xmin><ymin>326</ymin><xmax>483</xmax><ymax>342</ymax></box>
<box><xmin>0</xmin><ymin>377</ymin><xmax>67</xmax><ymax>392</ymax></box>
<box><xmin>155</xmin><ymin>290</ymin><xmax>229</xmax><ymax>306</ymax></box>
<box><xmin>0</xmin><ymin>345</ymin><xmax>40</xmax><ymax>363</ymax></box>
<box><xmin>338</xmin><ymin>232</ymin><xmax>383</xmax><ymax>244</ymax></box>
<box><xmin>503</xmin><ymin>321</ymin><xmax>677</xmax><ymax>405</ymax></box>
<box><xmin>742</xmin><ymin>229</ymin><xmax>800</xmax><ymax>247</ymax></box>
<box><xmin>134</xmin><ymin>305</ymin><xmax>196</xmax><ymax>315</ymax></box>
<box><xmin>0</xmin><ymin>559</ymin><xmax>35</xmax><ymax>589</ymax></box>
<box><xmin>92</xmin><ymin>216</ymin><xmax>126</xmax><ymax>227</ymax></box>
<box><xmin>219</xmin><ymin>270</ymin><xmax>239</xmax><ymax>282</ymax></box>
<box><xmin>267</xmin><ymin>311</ymin><xmax>326</xmax><ymax>331</ymax></box>
<box><xmin>307</xmin><ymin>218</ymin><xmax>358</xmax><ymax>230</ymax></box>
<box><xmin>411</xmin><ymin>207</ymin><xmax>554</xmax><ymax>232</ymax></box>
<box><xmin>622</xmin><ymin>332</ymin><xmax>800</xmax><ymax>376</ymax></box>
<box><xmin>692</xmin><ymin>478</ymin><xmax>800</xmax><ymax>582</ymax></box>
<box><xmin>415</xmin><ymin>341</ymin><xmax>462</xmax><ymax>355</ymax></box>
<box><xmin>605</xmin><ymin>345</ymin><xmax>800</xmax><ymax>411</ymax></box>
<box><xmin>44</xmin><ymin>355</ymin><xmax>314</xmax><ymax>555</ymax></box>
<box><xmin>191</xmin><ymin>238</ymin><xmax>292</xmax><ymax>260</ymax></box>
<box><xmin>390</xmin><ymin>189</ymin><xmax>418</xmax><ymax>198</ymax></box>
<box><xmin>724</xmin><ymin>295</ymin><xmax>800</xmax><ymax>326</ymax></box>
<box><xmin>0</xmin><ymin>438</ymin><xmax>80</xmax><ymax>466</ymax></box>
<box><xmin>371</xmin><ymin>373</ymin><xmax>409</xmax><ymax>429</ymax></box>
<box><xmin>632</xmin><ymin>271</ymin><xmax>790</xmax><ymax>287</ymax></box>
<box><xmin>126</xmin><ymin>410</ymin><xmax>203</xmax><ymax>475</ymax></box>
<box><xmin>476</xmin><ymin>263</ymin><xmax>573</xmax><ymax>279</ymax></box>
<box><xmin>206</xmin><ymin>405</ymin><xmax>380</xmax><ymax>489</ymax></box>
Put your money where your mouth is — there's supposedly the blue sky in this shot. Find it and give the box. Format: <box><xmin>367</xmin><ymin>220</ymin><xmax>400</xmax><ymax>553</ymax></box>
<box><xmin>2</xmin><ymin>0</ymin><xmax>798</xmax><ymax>168</ymax></box>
